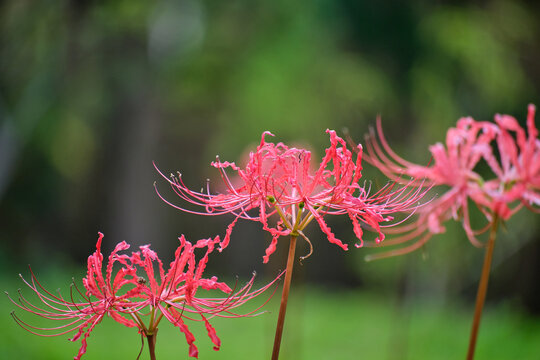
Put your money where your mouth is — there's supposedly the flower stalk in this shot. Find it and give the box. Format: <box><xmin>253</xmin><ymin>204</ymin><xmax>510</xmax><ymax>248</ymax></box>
<box><xmin>271</xmin><ymin>234</ymin><xmax>297</xmax><ymax>360</ymax></box>
<box><xmin>155</xmin><ymin>129</ymin><xmax>429</xmax><ymax>360</ymax></box>
<box><xmin>353</xmin><ymin>106</ymin><xmax>539</xmax><ymax>356</ymax></box>
<box><xmin>467</xmin><ymin>215</ymin><xmax>499</xmax><ymax>360</ymax></box>
<box><xmin>147</xmin><ymin>331</ymin><xmax>158</xmax><ymax>360</ymax></box>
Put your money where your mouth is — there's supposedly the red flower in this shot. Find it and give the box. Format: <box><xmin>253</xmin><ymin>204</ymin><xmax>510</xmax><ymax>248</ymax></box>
<box><xmin>488</xmin><ymin>104</ymin><xmax>540</xmax><ymax>213</ymax></box>
<box><xmin>362</xmin><ymin>105</ymin><xmax>539</xmax><ymax>260</ymax></box>
<box><xmin>156</xmin><ymin>130</ymin><xmax>428</xmax><ymax>263</ymax></box>
<box><xmin>7</xmin><ymin>233</ymin><xmax>280</xmax><ymax>359</ymax></box>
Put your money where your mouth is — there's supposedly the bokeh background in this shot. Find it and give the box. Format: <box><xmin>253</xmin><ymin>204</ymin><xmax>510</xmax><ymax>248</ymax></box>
<box><xmin>1</xmin><ymin>0</ymin><xmax>540</xmax><ymax>359</ymax></box>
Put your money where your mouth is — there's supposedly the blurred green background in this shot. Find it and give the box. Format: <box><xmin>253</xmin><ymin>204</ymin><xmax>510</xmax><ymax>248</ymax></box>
<box><xmin>1</xmin><ymin>0</ymin><xmax>540</xmax><ymax>359</ymax></box>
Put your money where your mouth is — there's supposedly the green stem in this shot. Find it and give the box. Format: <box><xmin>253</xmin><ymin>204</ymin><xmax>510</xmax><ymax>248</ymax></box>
<box><xmin>149</xmin><ymin>305</ymin><xmax>156</xmax><ymax>329</ymax></box>
<box><xmin>296</xmin><ymin>205</ymin><xmax>322</xmax><ymax>231</ymax></box>
<box><xmin>273</xmin><ymin>204</ymin><xmax>293</xmax><ymax>230</ymax></box>
<box><xmin>271</xmin><ymin>235</ymin><xmax>298</xmax><ymax>360</ymax></box>
<box><xmin>291</xmin><ymin>204</ymin><xmax>303</xmax><ymax>232</ymax></box>
<box><xmin>132</xmin><ymin>312</ymin><xmax>148</xmax><ymax>334</ymax></box>
<box><xmin>466</xmin><ymin>216</ymin><xmax>499</xmax><ymax>360</ymax></box>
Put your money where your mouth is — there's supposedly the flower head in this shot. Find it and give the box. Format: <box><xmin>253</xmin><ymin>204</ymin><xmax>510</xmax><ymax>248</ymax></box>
<box><xmin>488</xmin><ymin>104</ymin><xmax>540</xmax><ymax>211</ymax></box>
<box><xmin>361</xmin><ymin>105</ymin><xmax>539</xmax><ymax>260</ymax></box>
<box><xmin>7</xmin><ymin>233</ymin><xmax>280</xmax><ymax>359</ymax></box>
<box><xmin>156</xmin><ymin>130</ymin><xmax>428</xmax><ymax>262</ymax></box>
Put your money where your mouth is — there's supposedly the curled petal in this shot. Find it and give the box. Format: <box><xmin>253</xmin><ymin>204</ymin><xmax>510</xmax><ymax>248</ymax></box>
<box><xmin>220</xmin><ymin>217</ymin><xmax>239</xmax><ymax>252</ymax></box>
<box><xmin>263</xmin><ymin>237</ymin><xmax>279</xmax><ymax>264</ymax></box>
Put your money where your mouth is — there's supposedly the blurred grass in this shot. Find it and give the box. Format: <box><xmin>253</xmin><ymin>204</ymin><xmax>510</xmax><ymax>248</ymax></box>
<box><xmin>2</xmin><ymin>269</ymin><xmax>540</xmax><ymax>360</ymax></box>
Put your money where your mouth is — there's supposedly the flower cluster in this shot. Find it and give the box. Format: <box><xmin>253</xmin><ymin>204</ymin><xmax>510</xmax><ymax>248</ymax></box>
<box><xmin>7</xmin><ymin>233</ymin><xmax>279</xmax><ymax>359</ymax></box>
<box><xmin>156</xmin><ymin>130</ymin><xmax>428</xmax><ymax>263</ymax></box>
<box><xmin>362</xmin><ymin>105</ymin><xmax>539</xmax><ymax>260</ymax></box>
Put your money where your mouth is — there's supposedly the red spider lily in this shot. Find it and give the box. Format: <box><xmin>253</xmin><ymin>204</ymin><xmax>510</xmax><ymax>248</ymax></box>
<box><xmin>155</xmin><ymin>130</ymin><xmax>428</xmax><ymax>263</ymax></box>
<box><xmin>362</xmin><ymin>105</ymin><xmax>539</xmax><ymax>260</ymax></box>
<box><xmin>7</xmin><ymin>233</ymin><xmax>281</xmax><ymax>359</ymax></box>
<box><xmin>488</xmin><ymin>104</ymin><xmax>540</xmax><ymax>213</ymax></box>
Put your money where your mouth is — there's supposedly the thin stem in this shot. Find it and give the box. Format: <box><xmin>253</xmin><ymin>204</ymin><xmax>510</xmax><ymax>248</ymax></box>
<box><xmin>292</xmin><ymin>204</ymin><xmax>303</xmax><ymax>232</ymax></box>
<box><xmin>147</xmin><ymin>330</ymin><xmax>158</xmax><ymax>360</ymax></box>
<box><xmin>149</xmin><ymin>305</ymin><xmax>156</xmax><ymax>329</ymax></box>
<box><xmin>466</xmin><ymin>216</ymin><xmax>499</xmax><ymax>360</ymax></box>
<box><xmin>297</xmin><ymin>205</ymin><xmax>322</xmax><ymax>231</ymax></box>
<box><xmin>273</xmin><ymin>204</ymin><xmax>293</xmax><ymax>230</ymax></box>
<box><xmin>131</xmin><ymin>312</ymin><xmax>149</xmax><ymax>334</ymax></box>
<box><xmin>271</xmin><ymin>235</ymin><xmax>298</xmax><ymax>360</ymax></box>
